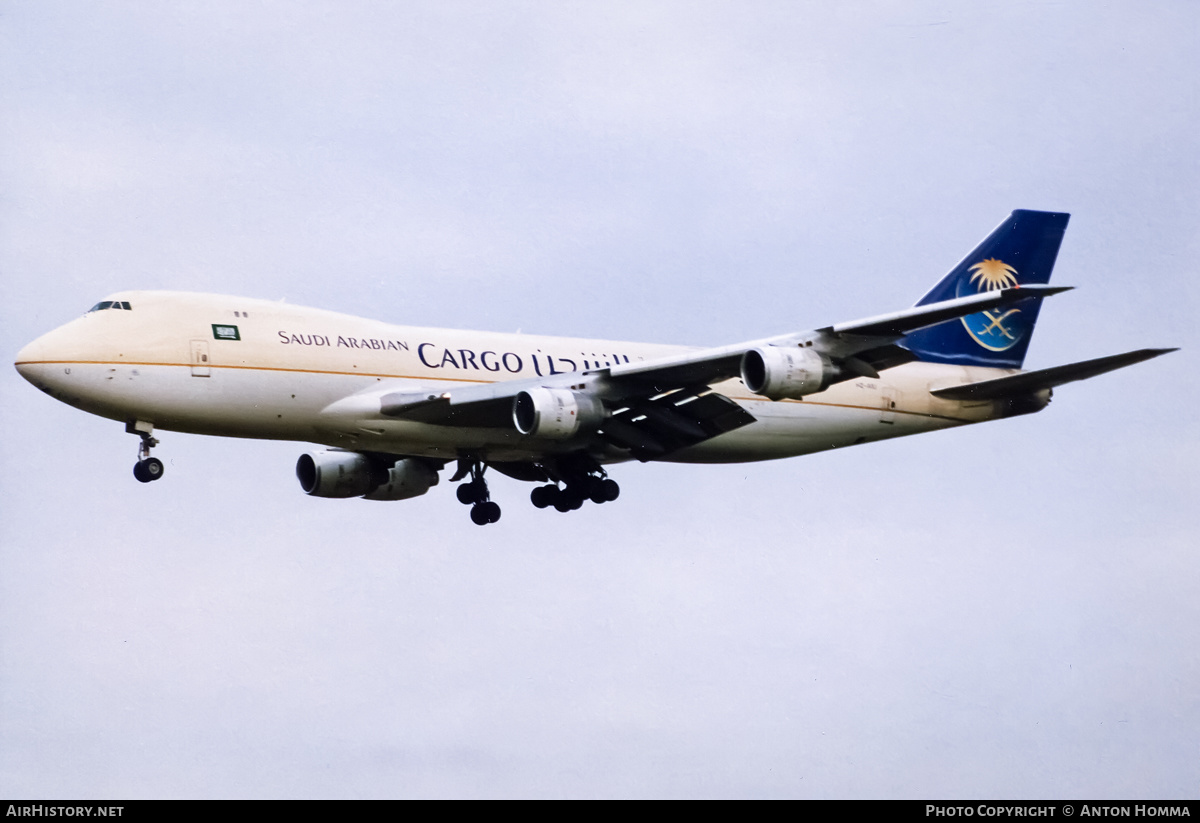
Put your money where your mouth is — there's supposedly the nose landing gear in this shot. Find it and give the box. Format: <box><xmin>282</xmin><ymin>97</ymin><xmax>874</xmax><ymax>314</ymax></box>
<box><xmin>127</xmin><ymin>420</ymin><xmax>164</xmax><ymax>483</ymax></box>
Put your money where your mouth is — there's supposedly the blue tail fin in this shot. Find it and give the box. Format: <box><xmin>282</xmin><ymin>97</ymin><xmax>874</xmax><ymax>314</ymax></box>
<box><xmin>902</xmin><ymin>209</ymin><xmax>1070</xmax><ymax>368</ymax></box>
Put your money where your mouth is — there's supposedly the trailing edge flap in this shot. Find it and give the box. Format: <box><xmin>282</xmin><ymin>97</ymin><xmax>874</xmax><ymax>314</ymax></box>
<box><xmin>598</xmin><ymin>387</ymin><xmax>756</xmax><ymax>462</ymax></box>
<box><xmin>378</xmin><ymin>380</ymin><xmax>757</xmax><ymax>459</ymax></box>
<box><xmin>930</xmin><ymin>348</ymin><xmax>1178</xmax><ymax>401</ymax></box>
<box><xmin>849</xmin><ymin>343</ymin><xmax>918</xmax><ymax>373</ymax></box>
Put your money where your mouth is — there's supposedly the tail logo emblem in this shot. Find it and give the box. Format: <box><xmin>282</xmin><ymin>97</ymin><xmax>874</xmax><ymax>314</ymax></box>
<box><xmin>958</xmin><ymin>258</ymin><xmax>1024</xmax><ymax>351</ymax></box>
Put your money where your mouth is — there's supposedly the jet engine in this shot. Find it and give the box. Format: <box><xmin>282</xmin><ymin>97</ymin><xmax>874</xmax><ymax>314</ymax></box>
<box><xmin>512</xmin><ymin>387</ymin><xmax>604</xmax><ymax>439</ymax></box>
<box><xmin>995</xmin><ymin>389</ymin><xmax>1052</xmax><ymax>418</ymax></box>
<box><xmin>362</xmin><ymin>458</ymin><xmax>439</xmax><ymax>501</ymax></box>
<box><xmin>296</xmin><ymin>450</ymin><xmax>438</xmax><ymax>501</ymax></box>
<box><xmin>296</xmin><ymin>450</ymin><xmax>377</xmax><ymax>497</ymax></box>
<box><xmin>740</xmin><ymin>346</ymin><xmax>840</xmax><ymax>400</ymax></box>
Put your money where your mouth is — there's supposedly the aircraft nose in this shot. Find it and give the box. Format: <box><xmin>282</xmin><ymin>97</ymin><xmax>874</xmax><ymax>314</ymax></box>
<box><xmin>14</xmin><ymin>326</ymin><xmax>73</xmax><ymax>390</ymax></box>
<box><xmin>15</xmin><ymin>339</ymin><xmax>43</xmax><ymax>382</ymax></box>
<box><xmin>15</xmin><ymin>345</ymin><xmax>45</xmax><ymax>392</ymax></box>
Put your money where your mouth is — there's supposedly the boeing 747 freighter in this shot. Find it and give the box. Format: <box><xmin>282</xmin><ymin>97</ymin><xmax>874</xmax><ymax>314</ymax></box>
<box><xmin>14</xmin><ymin>210</ymin><xmax>1175</xmax><ymax>524</ymax></box>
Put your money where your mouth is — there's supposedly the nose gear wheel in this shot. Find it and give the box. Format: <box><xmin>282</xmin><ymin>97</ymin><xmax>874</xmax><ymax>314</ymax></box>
<box><xmin>127</xmin><ymin>421</ymin><xmax>164</xmax><ymax>484</ymax></box>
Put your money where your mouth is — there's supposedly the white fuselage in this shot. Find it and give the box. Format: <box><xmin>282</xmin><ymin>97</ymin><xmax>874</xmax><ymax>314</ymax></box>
<box><xmin>14</xmin><ymin>291</ymin><xmax>1019</xmax><ymax>464</ymax></box>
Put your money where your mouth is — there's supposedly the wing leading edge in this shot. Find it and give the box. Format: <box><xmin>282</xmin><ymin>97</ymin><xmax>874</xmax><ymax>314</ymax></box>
<box><xmin>603</xmin><ymin>284</ymin><xmax>1069</xmax><ymax>389</ymax></box>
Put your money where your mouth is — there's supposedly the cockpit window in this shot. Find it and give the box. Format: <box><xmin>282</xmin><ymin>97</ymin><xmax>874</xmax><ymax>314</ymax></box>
<box><xmin>88</xmin><ymin>301</ymin><xmax>132</xmax><ymax>312</ymax></box>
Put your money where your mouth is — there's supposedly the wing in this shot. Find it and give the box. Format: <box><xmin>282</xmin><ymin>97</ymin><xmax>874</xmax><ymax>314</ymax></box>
<box><xmin>602</xmin><ymin>284</ymin><xmax>1068</xmax><ymax>387</ymax></box>
<box><xmin>320</xmin><ymin>285</ymin><xmax>1069</xmax><ymax>458</ymax></box>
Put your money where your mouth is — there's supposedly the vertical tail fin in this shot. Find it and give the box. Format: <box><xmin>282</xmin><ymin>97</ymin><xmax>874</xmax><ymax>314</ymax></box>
<box><xmin>902</xmin><ymin>209</ymin><xmax>1070</xmax><ymax>368</ymax></box>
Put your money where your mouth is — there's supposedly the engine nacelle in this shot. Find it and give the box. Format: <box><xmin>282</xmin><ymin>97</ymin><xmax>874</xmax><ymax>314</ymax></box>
<box><xmin>741</xmin><ymin>346</ymin><xmax>840</xmax><ymax>400</ymax></box>
<box><xmin>362</xmin><ymin>458</ymin><xmax>439</xmax><ymax>501</ymax></box>
<box><xmin>512</xmin><ymin>387</ymin><xmax>604</xmax><ymax>439</ymax></box>
<box><xmin>296</xmin><ymin>450</ymin><xmax>379</xmax><ymax>498</ymax></box>
<box><xmin>297</xmin><ymin>450</ymin><xmax>440</xmax><ymax>500</ymax></box>
<box><xmin>995</xmin><ymin>388</ymin><xmax>1052</xmax><ymax>418</ymax></box>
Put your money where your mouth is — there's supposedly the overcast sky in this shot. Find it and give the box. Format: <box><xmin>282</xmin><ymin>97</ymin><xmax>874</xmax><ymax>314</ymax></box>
<box><xmin>1</xmin><ymin>0</ymin><xmax>1197</xmax><ymax>799</ymax></box>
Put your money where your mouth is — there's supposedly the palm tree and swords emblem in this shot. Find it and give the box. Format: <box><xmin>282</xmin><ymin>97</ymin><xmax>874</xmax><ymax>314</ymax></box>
<box><xmin>959</xmin><ymin>258</ymin><xmax>1025</xmax><ymax>350</ymax></box>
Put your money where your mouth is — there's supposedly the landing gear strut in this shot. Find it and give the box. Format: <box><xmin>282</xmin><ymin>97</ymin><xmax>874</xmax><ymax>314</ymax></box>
<box><xmin>529</xmin><ymin>457</ymin><xmax>619</xmax><ymax>513</ymax></box>
<box><xmin>127</xmin><ymin>420</ymin><xmax>164</xmax><ymax>483</ymax></box>
<box><xmin>451</xmin><ymin>457</ymin><xmax>501</xmax><ymax>526</ymax></box>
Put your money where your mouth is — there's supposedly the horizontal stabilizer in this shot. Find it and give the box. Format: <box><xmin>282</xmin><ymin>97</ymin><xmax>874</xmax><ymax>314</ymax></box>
<box><xmin>930</xmin><ymin>348</ymin><xmax>1178</xmax><ymax>401</ymax></box>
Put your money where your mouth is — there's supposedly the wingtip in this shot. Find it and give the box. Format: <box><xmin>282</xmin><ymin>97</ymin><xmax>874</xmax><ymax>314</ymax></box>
<box><xmin>1003</xmin><ymin>284</ymin><xmax>1073</xmax><ymax>296</ymax></box>
<box><xmin>1122</xmin><ymin>347</ymin><xmax>1179</xmax><ymax>365</ymax></box>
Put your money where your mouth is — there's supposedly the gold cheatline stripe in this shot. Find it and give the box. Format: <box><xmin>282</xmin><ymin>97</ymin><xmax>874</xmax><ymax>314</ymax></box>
<box><xmin>16</xmin><ymin>359</ymin><xmax>976</xmax><ymax>423</ymax></box>
<box><xmin>17</xmin><ymin>358</ymin><xmax>488</xmax><ymax>384</ymax></box>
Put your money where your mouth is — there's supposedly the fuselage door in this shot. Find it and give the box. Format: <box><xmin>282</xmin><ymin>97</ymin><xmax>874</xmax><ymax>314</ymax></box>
<box><xmin>881</xmin><ymin>387</ymin><xmax>897</xmax><ymax>424</ymax></box>
<box><xmin>190</xmin><ymin>340</ymin><xmax>211</xmax><ymax>377</ymax></box>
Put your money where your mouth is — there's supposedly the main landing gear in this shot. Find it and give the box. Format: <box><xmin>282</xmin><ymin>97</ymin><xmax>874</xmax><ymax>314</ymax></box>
<box><xmin>450</xmin><ymin>454</ymin><xmax>621</xmax><ymax>524</ymax></box>
<box><xmin>127</xmin><ymin>420</ymin><xmax>164</xmax><ymax>483</ymax></box>
<box><xmin>530</xmin><ymin>462</ymin><xmax>619</xmax><ymax>514</ymax></box>
<box><xmin>452</xmin><ymin>458</ymin><xmax>501</xmax><ymax>526</ymax></box>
